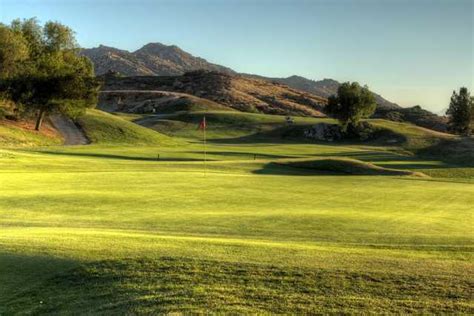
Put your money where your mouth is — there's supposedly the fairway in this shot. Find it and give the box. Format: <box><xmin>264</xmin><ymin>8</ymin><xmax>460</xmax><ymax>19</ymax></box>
<box><xmin>1</xmin><ymin>129</ymin><xmax>473</xmax><ymax>313</ymax></box>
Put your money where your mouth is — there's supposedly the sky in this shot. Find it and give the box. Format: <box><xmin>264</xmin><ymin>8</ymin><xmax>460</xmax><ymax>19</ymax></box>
<box><xmin>1</xmin><ymin>0</ymin><xmax>473</xmax><ymax>112</ymax></box>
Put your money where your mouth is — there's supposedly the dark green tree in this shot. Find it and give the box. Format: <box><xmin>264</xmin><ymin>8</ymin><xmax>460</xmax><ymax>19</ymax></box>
<box><xmin>325</xmin><ymin>82</ymin><xmax>377</xmax><ymax>131</ymax></box>
<box><xmin>0</xmin><ymin>24</ymin><xmax>28</xmax><ymax>79</ymax></box>
<box><xmin>446</xmin><ymin>87</ymin><xmax>473</xmax><ymax>135</ymax></box>
<box><xmin>0</xmin><ymin>18</ymin><xmax>99</xmax><ymax>130</ymax></box>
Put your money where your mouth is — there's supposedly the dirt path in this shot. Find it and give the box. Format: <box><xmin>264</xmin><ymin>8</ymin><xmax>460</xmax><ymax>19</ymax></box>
<box><xmin>49</xmin><ymin>115</ymin><xmax>89</xmax><ymax>145</ymax></box>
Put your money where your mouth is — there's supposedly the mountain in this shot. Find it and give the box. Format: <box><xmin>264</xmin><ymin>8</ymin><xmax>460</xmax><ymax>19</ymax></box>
<box><xmin>85</xmin><ymin>43</ymin><xmax>447</xmax><ymax>131</ymax></box>
<box><xmin>100</xmin><ymin>70</ymin><xmax>327</xmax><ymax>117</ymax></box>
<box><xmin>81</xmin><ymin>43</ymin><xmax>235</xmax><ymax>76</ymax></box>
<box><xmin>245</xmin><ymin>74</ymin><xmax>401</xmax><ymax>111</ymax></box>
<box><xmin>82</xmin><ymin>43</ymin><xmax>398</xmax><ymax>111</ymax></box>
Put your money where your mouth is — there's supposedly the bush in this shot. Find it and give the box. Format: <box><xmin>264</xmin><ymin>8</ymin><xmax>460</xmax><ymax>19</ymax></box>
<box><xmin>343</xmin><ymin>121</ymin><xmax>376</xmax><ymax>141</ymax></box>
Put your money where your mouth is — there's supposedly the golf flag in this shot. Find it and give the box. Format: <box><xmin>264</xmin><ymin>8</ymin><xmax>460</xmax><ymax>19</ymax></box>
<box><xmin>199</xmin><ymin>116</ymin><xmax>206</xmax><ymax>130</ymax></box>
<box><xmin>199</xmin><ymin>116</ymin><xmax>207</xmax><ymax>173</ymax></box>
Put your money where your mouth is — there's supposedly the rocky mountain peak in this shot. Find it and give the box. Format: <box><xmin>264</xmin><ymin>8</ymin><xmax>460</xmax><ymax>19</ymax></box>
<box><xmin>81</xmin><ymin>42</ymin><xmax>235</xmax><ymax>76</ymax></box>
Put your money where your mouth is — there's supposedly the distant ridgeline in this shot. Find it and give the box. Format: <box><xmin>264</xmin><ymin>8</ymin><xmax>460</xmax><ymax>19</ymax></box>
<box><xmin>84</xmin><ymin>43</ymin><xmax>448</xmax><ymax>131</ymax></box>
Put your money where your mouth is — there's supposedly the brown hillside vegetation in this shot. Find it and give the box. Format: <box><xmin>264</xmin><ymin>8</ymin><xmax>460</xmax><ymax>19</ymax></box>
<box><xmin>101</xmin><ymin>71</ymin><xmax>327</xmax><ymax>117</ymax></box>
<box><xmin>98</xmin><ymin>90</ymin><xmax>234</xmax><ymax>114</ymax></box>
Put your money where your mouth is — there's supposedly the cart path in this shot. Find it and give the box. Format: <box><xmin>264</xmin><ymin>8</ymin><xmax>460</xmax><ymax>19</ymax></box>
<box><xmin>49</xmin><ymin>115</ymin><xmax>89</xmax><ymax>145</ymax></box>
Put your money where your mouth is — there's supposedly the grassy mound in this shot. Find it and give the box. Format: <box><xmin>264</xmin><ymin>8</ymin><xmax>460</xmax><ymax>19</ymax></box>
<box><xmin>136</xmin><ymin>110</ymin><xmax>325</xmax><ymax>141</ymax></box>
<box><xmin>419</xmin><ymin>137</ymin><xmax>474</xmax><ymax>166</ymax></box>
<box><xmin>276</xmin><ymin>157</ymin><xmax>427</xmax><ymax>177</ymax></box>
<box><xmin>370</xmin><ymin>119</ymin><xmax>451</xmax><ymax>149</ymax></box>
<box><xmin>370</xmin><ymin>120</ymin><xmax>474</xmax><ymax>165</ymax></box>
<box><xmin>145</xmin><ymin>94</ymin><xmax>234</xmax><ymax>114</ymax></box>
<box><xmin>75</xmin><ymin>109</ymin><xmax>178</xmax><ymax>145</ymax></box>
<box><xmin>0</xmin><ymin>119</ymin><xmax>62</xmax><ymax>147</ymax></box>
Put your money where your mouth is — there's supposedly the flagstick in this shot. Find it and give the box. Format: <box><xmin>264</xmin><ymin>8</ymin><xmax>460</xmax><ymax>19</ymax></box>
<box><xmin>203</xmin><ymin>116</ymin><xmax>207</xmax><ymax>174</ymax></box>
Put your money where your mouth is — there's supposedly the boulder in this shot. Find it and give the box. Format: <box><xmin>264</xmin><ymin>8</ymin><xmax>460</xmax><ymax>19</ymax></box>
<box><xmin>304</xmin><ymin>123</ymin><xmax>342</xmax><ymax>141</ymax></box>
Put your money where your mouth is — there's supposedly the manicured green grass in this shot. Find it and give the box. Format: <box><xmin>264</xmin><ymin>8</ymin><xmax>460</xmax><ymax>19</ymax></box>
<box><xmin>275</xmin><ymin>157</ymin><xmax>428</xmax><ymax>176</ymax></box>
<box><xmin>130</xmin><ymin>110</ymin><xmax>474</xmax><ymax>165</ymax></box>
<box><xmin>0</xmin><ymin>110</ymin><xmax>473</xmax><ymax>313</ymax></box>
<box><xmin>76</xmin><ymin>109</ymin><xmax>179</xmax><ymax>146</ymax></box>
<box><xmin>132</xmin><ymin>110</ymin><xmax>329</xmax><ymax>141</ymax></box>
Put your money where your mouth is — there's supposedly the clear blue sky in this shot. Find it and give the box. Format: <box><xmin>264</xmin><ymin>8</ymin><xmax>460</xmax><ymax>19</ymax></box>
<box><xmin>1</xmin><ymin>0</ymin><xmax>473</xmax><ymax>112</ymax></box>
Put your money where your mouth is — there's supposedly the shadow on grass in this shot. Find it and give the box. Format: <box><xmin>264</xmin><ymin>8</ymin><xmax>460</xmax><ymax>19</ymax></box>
<box><xmin>3</xmin><ymin>256</ymin><xmax>470</xmax><ymax>314</ymax></box>
<box><xmin>313</xmin><ymin>151</ymin><xmax>447</xmax><ymax>169</ymax></box>
<box><xmin>418</xmin><ymin>137</ymin><xmax>474</xmax><ymax>167</ymax></box>
<box><xmin>253</xmin><ymin>162</ymin><xmax>337</xmax><ymax>176</ymax></box>
<box><xmin>207</xmin><ymin>125</ymin><xmax>314</xmax><ymax>144</ymax></box>
<box><xmin>206</xmin><ymin>123</ymin><xmax>413</xmax><ymax>147</ymax></box>
<box><xmin>35</xmin><ymin>151</ymin><xmax>210</xmax><ymax>162</ymax></box>
<box><xmin>0</xmin><ymin>252</ymin><xmax>76</xmax><ymax>307</ymax></box>
<box><xmin>187</xmin><ymin>151</ymin><xmax>294</xmax><ymax>159</ymax></box>
<box><xmin>252</xmin><ymin>161</ymin><xmax>417</xmax><ymax>177</ymax></box>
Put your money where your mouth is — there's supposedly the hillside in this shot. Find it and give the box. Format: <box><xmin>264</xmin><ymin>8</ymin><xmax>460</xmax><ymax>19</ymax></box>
<box><xmin>98</xmin><ymin>90</ymin><xmax>235</xmax><ymax>114</ymax></box>
<box><xmin>81</xmin><ymin>43</ymin><xmax>235</xmax><ymax>76</ymax></box>
<box><xmin>75</xmin><ymin>109</ymin><xmax>178</xmax><ymax>145</ymax></box>
<box><xmin>247</xmin><ymin>75</ymin><xmax>401</xmax><ymax>110</ymax></box>
<box><xmin>246</xmin><ymin>74</ymin><xmax>449</xmax><ymax>132</ymax></box>
<box><xmin>82</xmin><ymin>41</ymin><xmax>399</xmax><ymax>112</ymax></box>
<box><xmin>101</xmin><ymin>71</ymin><xmax>327</xmax><ymax>117</ymax></box>
<box><xmin>373</xmin><ymin>105</ymin><xmax>448</xmax><ymax>132</ymax></box>
<box><xmin>82</xmin><ymin>43</ymin><xmax>401</xmax><ymax>112</ymax></box>
<box><xmin>0</xmin><ymin>118</ymin><xmax>62</xmax><ymax>147</ymax></box>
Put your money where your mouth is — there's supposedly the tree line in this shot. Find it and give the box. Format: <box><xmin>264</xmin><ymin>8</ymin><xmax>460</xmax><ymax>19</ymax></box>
<box><xmin>0</xmin><ymin>18</ymin><xmax>99</xmax><ymax>130</ymax></box>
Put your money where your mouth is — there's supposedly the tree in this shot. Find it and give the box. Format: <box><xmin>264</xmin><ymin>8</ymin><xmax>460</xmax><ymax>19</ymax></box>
<box><xmin>325</xmin><ymin>82</ymin><xmax>377</xmax><ymax>131</ymax></box>
<box><xmin>0</xmin><ymin>24</ymin><xmax>28</xmax><ymax>79</ymax></box>
<box><xmin>0</xmin><ymin>19</ymin><xmax>99</xmax><ymax>130</ymax></box>
<box><xmin>446</xmin><ymin>87</ymin><xmax>473</xmax><ymax>135</ymax></box>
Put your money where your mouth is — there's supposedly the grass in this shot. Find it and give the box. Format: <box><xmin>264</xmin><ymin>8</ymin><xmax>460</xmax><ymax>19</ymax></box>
<box><xmin>132</xmin><ymin>110</ymin><xmax>324</xmax><ymax>141</ymax></box>
<box><xmin>0</xmin><ymin>109</ymin><xmax>473</xmax><ymax>313</ymax></box>
<box><xmin>76</xmin><ymin>109</ymin><xmax>179</xmax><ymax>146</ymax></box>
<box><xmin>0</xmin><ymin>119</ymin><xmax>62</xmax><ymax>147</ymax></box>
<box><xmin>273</xmin><ymin>157</ymin><xmax>428</xmax><ymax>176</ymax></box>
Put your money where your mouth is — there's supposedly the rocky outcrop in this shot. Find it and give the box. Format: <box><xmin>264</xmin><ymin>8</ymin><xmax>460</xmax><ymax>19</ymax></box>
<box><xmin>304</xmin><ymin>123</ymin><xmax>342</xmax><ymax>141</ymax></box>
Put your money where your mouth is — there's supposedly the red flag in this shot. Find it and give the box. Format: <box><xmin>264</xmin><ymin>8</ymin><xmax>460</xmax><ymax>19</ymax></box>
<box><xmin>199</xmin><ymin>116</ymin><xmax>206</xmax><ymax>130</ymax></box>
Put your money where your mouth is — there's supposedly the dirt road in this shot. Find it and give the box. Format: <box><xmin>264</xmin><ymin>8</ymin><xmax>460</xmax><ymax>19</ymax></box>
<box><xmin>49</xmin><ymin>115</ymin><xmax>89</xmax><ymax>145</ymax></box>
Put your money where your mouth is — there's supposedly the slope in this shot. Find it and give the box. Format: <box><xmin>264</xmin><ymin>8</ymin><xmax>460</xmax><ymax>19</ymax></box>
<box><xmin>251</xmin><ymin>74</ymin><xmax>401</xmax><ymax>110</ymax></box>
<box><xmin>101</xmin><ymin>71</ymin><xmax>326</xmax><ymax>117</ymax></box>
<box><xmin>75</xmin><ymin>109</ymin><xmax>178</xmax><ymax>145</ymax></box>
<box><xmin>98</xmin><ymin>90</ymin><xmax>235</xmax><ymax>114</ymax></box>
<box><xmin>0</xmin><ymin>118</ymin><xmax>62</xmax><ymax>147</ymax></box>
